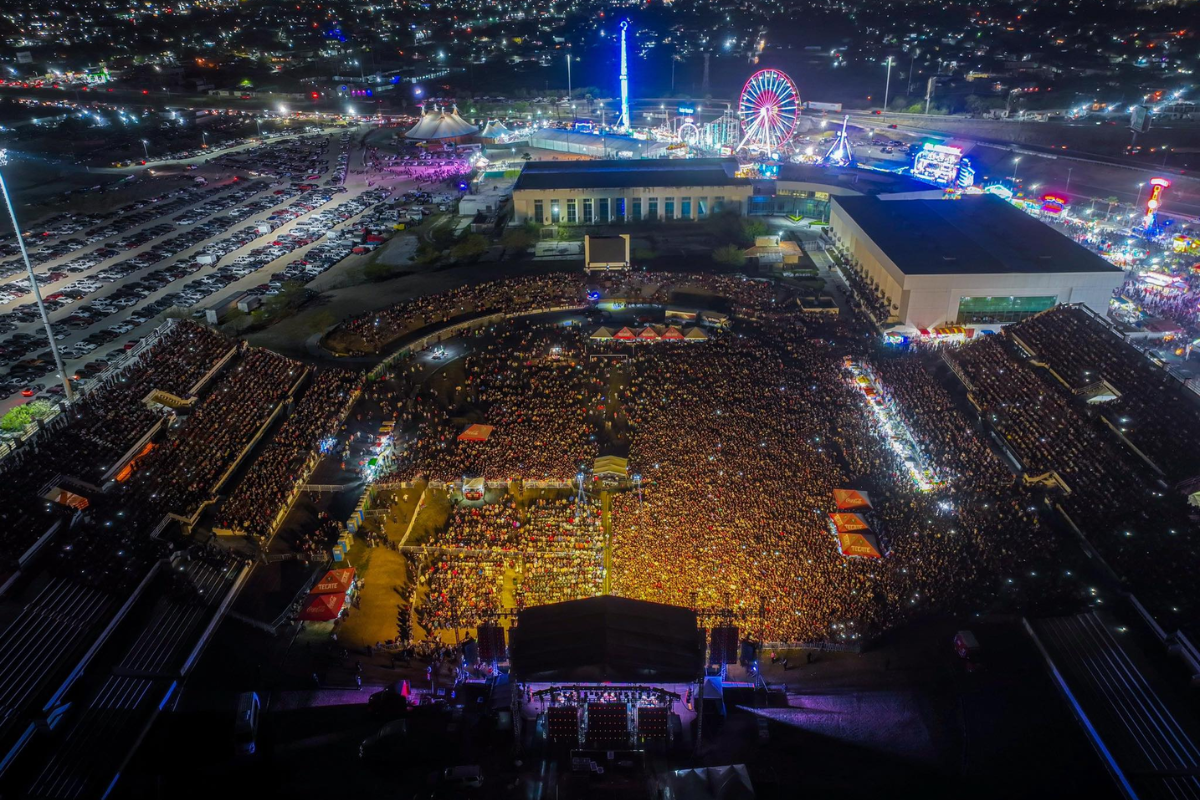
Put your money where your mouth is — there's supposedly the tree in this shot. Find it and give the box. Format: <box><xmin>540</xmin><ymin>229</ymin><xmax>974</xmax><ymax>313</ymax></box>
<box><xmin>742</xmin><ymin>218</ymin><xmax>769</xmax><ymax>242</ymax></box>
<box><xmin>450</xmin><ymin>234</ymin><xmax>488</xmax><ymax>261</ymax></box>
<box><xmin>1</xmin><ymin>399</ymin><xmax>55</xmax><ymax>432</ymax></box>
<box><xmin>430</xmin><ymin>224</ymin><xmax>457</xmax><ymax>249</ymax></box>
<box><xmin>713</xmin><ymin>244</ymin><xmax>746</xmax><ymax>268</ymax></box>
<box><xmin>501</xmin><ymin>225</ymin><xmax>537</xmax><ymax>251</ymax></box>
<box><xmin>364</xmin><ymin>259</ymin><xmax>396</xmax><ymax>281</ymax></box>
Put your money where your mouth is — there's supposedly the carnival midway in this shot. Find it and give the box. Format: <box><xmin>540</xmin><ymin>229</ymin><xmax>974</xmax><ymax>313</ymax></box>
<box><xmin>388</xmin><ymin>19</ymin><xmax>1199</xmax><ymax>364</ymax></box>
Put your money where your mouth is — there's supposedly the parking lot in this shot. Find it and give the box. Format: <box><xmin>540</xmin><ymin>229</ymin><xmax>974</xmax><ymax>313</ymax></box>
<box><xmin>0</xmin><ymin>125</ymin><xmax>423</xmax><ymax>411</ymax></box>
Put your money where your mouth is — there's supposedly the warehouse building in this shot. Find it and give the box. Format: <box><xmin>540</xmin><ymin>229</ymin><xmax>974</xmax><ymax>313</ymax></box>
<box><xmin>829</xmin><ymin>194</ymin><xmax>1123</xmax><ymax>333</ymax></box>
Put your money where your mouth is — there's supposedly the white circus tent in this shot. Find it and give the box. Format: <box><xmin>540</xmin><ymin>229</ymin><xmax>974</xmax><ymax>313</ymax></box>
<box><xmin>404</xmin><ymin>105</ymin><xmax>479</xmax><ymax>141</ymax></box>
<box><xmin>480</xmin><ymin>119</ymin><xmax>511</xmax><ymax>141</ymax></box>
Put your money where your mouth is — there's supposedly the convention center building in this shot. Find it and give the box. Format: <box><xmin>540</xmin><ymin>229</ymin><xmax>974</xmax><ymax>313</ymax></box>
<box><xmin>510</xmin><ymin>158</ymin><xmax>943</xmax><ymax>226</ymax></box>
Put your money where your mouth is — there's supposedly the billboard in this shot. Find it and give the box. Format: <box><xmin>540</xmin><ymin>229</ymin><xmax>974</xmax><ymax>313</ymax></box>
<box><xmin>912</xmin><ymin>143</ymin><xmax>964</xmax><ymax>186</ymax></box>
<box><xmin>1130</xmin><ymin>104</ymin><xmax>1151</xmax><ymax>134</ymax></box>
<box><xmin>805</xmin><ymin>101</ymin><xmax>843</xmax><ymax>112</ymax></box>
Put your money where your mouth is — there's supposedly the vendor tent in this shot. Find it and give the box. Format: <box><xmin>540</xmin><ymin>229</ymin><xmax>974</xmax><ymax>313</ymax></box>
<box><xmin>480</xmin><ymin>119</ymin><xmax>511</xmax><ymax>141</ymax></box>
<box><xmin>614</xmin><ymin>327</ymin><xmax>636</xmax><ymax>340</ymax></box>
<box><xmin>638</xmin><ymin>326</ymin><xmax>660</xmax><ymax>340</ymax></box>
<box><xmin>662</xmin><ymin>326</ymin><xmax>685</xmax><ymax>340</ymax></box>
<box><xmin>684</xmin><ymin>327</ymin><xmax>709</xmax><ymax>341</ymax></box>
<box><xmin>312</xmin><ymin>567</ymin><xmax>356</xmax><ymax>595</ymax></box>
<box><xmin>829</xmin><ymin>512</ymin><xmax>871</xmax><ymax>533</ymax></box>
<box><xmin>590</xmin><ymin>326</ymin><xmax>615</xmax><ymax>340</ymax></box>
<box><xmin>297</xmin><ymin>593</ymin><xmax>346</xmax><ymax>622</ymax></box>
<box><xmin>458</xmin><ymin>424</ymin><xmax>494</xmax><ymax>442</ymax></box>
<box><xmin>833</xmin><ymin>489</ymin><xmax>873</xmax><ymax>510</ymax></box>
<box><xmin>837</xmin><ymin>531</ymin><xmax>883</xmax><ymax>559</ymax></box>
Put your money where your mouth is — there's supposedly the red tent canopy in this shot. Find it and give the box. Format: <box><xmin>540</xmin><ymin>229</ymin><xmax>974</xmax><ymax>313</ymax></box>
<box><xmin>297</xmin><ymin>593</ymin><xmax>346</xmax><ymax>621</ymax></box>
<box><xmin>638</xmin><ymin>326</ymin><xmax>660</xmax><ymax>340</ymax></box>
<box><xmin>829</xmin><ymin>512</ymin><xmax>871</xmax><ymax>533</ymax></box>
<box><xmin>613</xmin><ymin>327</ymin><xmax>636</xmax><ymax>340</ymax></box>
<box><xmin>837</xmin><ymin>532</ymin><xmax>883</xmax><ymax>559</ymax></box>
<box><xmin>662</xmin><ymin>326</ymin><xmax>685</xmax><ymax>340</ymax></box>
<box><xmin>458</xmin><ymin>424</ymin><xmax>494</xmax><ymax>442</ymax></box>
<box><xmin>833</xmin><ymin>489</ymin><xmax>873</xmax><ymax>510</ymax></box>
<box><xmin>312</xmin><ymin>567</ymin><xmax>356</xmax><ymax>595</ymax></box>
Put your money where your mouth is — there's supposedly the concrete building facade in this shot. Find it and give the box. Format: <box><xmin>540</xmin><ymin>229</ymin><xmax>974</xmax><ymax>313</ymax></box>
<box><xmin>829</xmin><ymin>194</ymin><xmax>1124</xmax><ymax>332</ymax></box>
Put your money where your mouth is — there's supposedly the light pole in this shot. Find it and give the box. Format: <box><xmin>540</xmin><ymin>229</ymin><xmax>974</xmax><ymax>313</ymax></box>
<box><xmin>883</xmin><ymin>57</ymin><xmax>894</xmax><ymax>112</ymax></box>
<box><xmin>1065</xmin><ymin>166</ymin><xmax>1073</xmax><ymax>193</ymax></box>
<box><xmin>140</xmin><ymin>139</ymin><xmax>149</xmax><ymax>160</ymax></box>
<box><xmin>1135</xmin><ymin>182</ymin><xmax>1145</xmax><ymax>211</ymax></box>
<box><xmin>1010</xmin><ymin>156</ymin><xmax>1022</xmax><ymax>187</ymax></box>
<box><xmin>566</xmin><ymin>49</ymin><xmax>572</xmax><ymax>100</ymax></box>
<box><xmin>0</xmin><ymin>150</ymin><xmax>74</xmax><ymax>402</ymax></box>
<box><xmin>907</xmin><ymin>48</ymin><xmax>919</xmax><ymax>96</ymax></box>
<box><xmin>201</xmin><ymin>131</ymin><xmax>208</xmax><ymax>148</ymax></box>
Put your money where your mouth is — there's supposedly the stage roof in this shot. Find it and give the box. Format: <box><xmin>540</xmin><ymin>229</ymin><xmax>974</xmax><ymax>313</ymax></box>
<box><xmin>509</xmin><ymin>596</ymin><xmax>704</xmax><ymax>682</ymax></box>
<box><xmin>831</xmin><ymin>195</ymin><xmax>1123</xmax><ymax>276</ymax></box>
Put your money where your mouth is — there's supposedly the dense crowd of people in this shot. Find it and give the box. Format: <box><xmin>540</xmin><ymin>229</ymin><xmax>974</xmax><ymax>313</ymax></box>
<box><xmin>1118</xmin><ymin>272</ymin><xmax>1200</xmax><ymax>337</ymax></box>
<box><xmin>390</xmin><ymin>324</ymin><xmax>601</xmax><ymax>481</ymax></box>
<box><xmin>949</xmin><ymin>332</ymin><xmax>1199</xmax><ymax>634</ymax></box>
<box><xmin>1008</xmin><ymin>305</ymin><xmax>1200</xmax><ymax>480</ymax></box>
<box><xmin>362</xmin><ymin>273</ymin><xmax>1082</xmax><ymax>644</ymax></box>
<box><xmin>217</xmin><ymin>368</ymin><xmax>361</xmax><ymax>538</ymax></box>
<box><xmin>606</xmin><ymin>313</ymin><xmax>1058</xmax><ymax>642</ymax></box>
<box><xmin>411</xmin><ymin>493</ymin><xmax>604</xmax><ymax>634</ymax></box>
<box><xmin>122</xmin><ymin>347</ymin><xmax>302</xmax><ymax>521</ymax></box>
<box><xmin>0</xmin><ymin>321</ymin><xmax>232</xmax><ymax>574</ymax></box>
<box><xmin>331</xmin><ymin>273</ymin><xmax>586</xmax><ymax>353</ymax></box>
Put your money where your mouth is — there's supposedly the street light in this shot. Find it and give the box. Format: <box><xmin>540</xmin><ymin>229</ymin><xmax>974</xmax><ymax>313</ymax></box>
<box><xmin>140</xmin><ymin>139</ymin><xmax>149</xmax><ymax>160</ymax></box>
<box><xmin>883</xmin><ymin>56</ymin><xmax>894</xmax><ymax>111</ymax></box>
<box><xmin>1135</xmin><ymin>182</ymin><xmax>1145</xmax><ymax>210</ymax></box>
<box><xmin>0</xmin><ymin>150</ymin><xmax>74</xmax><ymax>402</ymax></box>
<box><xmin>1065</xmin><ymin>166</ymin><xmax>1073</xmax><ymax>193</ymax></box>
<box><xmin>1010</xmin><ymin>156</ymin><xmax>1022</xmax><ymax>187</ymax></box>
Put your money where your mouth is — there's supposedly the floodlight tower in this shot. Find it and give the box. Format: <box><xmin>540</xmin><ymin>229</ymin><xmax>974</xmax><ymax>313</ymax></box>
<box><xmin>618</xmin><ymin>20</ymin><xmax>631</xmax><ymax>131</ymax></box>
<box><xmin>0</xmin><ymin>149</ymin><xmax>74</xmax><ymax>402</ymax></box>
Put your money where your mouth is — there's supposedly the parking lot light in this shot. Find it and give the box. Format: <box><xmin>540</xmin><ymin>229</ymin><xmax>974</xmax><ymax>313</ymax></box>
<box><xmin>0</xmin><ymin>149</ymin><xmax>75</xmax><ymax>402</ymax></box>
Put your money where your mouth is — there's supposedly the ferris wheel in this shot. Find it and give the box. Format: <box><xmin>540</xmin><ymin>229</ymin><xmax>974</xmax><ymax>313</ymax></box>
<box><xmin>737</xmin><ymin>69</ymin><xmax>800</xmax><ymax>155</ymax></box>
<box><xmin>677</xmin><ymin>122</ymin><xmax>700</xmax><ymax>146</ymax></box>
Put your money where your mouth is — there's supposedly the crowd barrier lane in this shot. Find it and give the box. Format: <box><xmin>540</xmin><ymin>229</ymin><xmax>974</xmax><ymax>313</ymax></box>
<box><xmin>101</xmin><ymin>417</ymin><xmax>167</xmax><ymax>484</ymax></box>
<box><xmin>397</xmin><ymin>488</ymin><xmax>429</xmax><ymax>548</ymax></box>
<box><xmin>187</xmin><ymin>345</ymin><xmax>240</xmax><ymax>398</ymax></box>
<box><xmin>220</xmin><ymin>384</ymin><xmax>362</xmax><ymax>542</ymax></box>
<box><xmin>209</xmin><ymin>367</ymin><xmax>310</xmax><ymax>500</ymax></box>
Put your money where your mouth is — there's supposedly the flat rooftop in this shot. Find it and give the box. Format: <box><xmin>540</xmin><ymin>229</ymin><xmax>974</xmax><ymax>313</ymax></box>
<box><xmin>514</xmin><ymin>157</ymin><xmax>749</xmax><ymax>192</ymax></box>
<box><xmin>832</xmin><ymin>195</ymin><xmax>1124</xmax><ymax>276</ymax></box>
<box><xmin>775</xmin><ymin>164</ymin><xmax>939</xmax><ymax>196</ymax></box>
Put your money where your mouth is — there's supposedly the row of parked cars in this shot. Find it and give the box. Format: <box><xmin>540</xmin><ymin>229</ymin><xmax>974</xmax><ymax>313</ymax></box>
<box><xmin>0</xmin><ymin>133</ymin><xmax>357</xmax><ymax>404</ymax></box>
